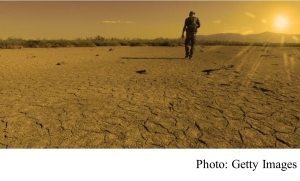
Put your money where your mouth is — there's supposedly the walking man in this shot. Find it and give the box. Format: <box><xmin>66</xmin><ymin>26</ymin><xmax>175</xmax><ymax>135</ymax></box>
<box><xmin>181</xmin><ymin>11</ymin><xmax>201</xmax><ymax>59</ymax></box>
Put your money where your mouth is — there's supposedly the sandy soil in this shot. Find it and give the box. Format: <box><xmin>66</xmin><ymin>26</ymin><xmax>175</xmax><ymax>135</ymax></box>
<box><xmin>0</xmin><ymin>45</ymin><xmax>299</xmax><ymax>148</ymax></box>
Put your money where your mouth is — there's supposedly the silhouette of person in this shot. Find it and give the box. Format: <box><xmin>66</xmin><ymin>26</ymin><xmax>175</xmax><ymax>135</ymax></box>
<box><xmin>181</xmin><ymin>11</ymin><xmax>201</xmax><ymax>59</ymax></box>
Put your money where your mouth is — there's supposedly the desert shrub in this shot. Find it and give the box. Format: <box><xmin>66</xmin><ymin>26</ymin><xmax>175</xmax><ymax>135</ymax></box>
<box><xmin>129</xmin><ymin>41</ymin><xmax>145</xmax><ymax>46</ymax></box>
<box><xmin>73</xmin><ymin>38</ymin><xmax>96</xmax><ymax>47</ymax></box>
<box><xmin>1</xmin><ymin>35</ymin><xmax>300</xmax><ymax>49</ymax></box>
<box><xmin>92</xmin><ymin>36</ymin><xmax>106</xmax><ymax>46</ymax></box>
<box><xmin>103</xmin><ymin>41</ymin><xmax>121</xmax><ymax>46</ymax></box>
<box><xmin>159</xmin><ymin>40</ymin><xmax>181</xmax><ymax>46</ymax></box>
<box><xmin>120</xmin><ymin>41</ymin><xmax>130</xmax><ymax>46</ymax></box>
<box><xmin>284</xmin><ymin>43</ymin><xmax>300</xmax><ymax>47</ymax></box>
<box><xmin>49</xmin><ymin>39</ymin><xmax>74</xmax><ymax>47</ymax></box>
<box><xmin>0</xmin><ymin>37</ymin><xmax>24</xmax><ymax>49</ymax></box>
<box><xmin>93</xmin><ymin>41</ymin><xmax>104</xmax><ymax>46</ymax></box>
<box><xmin>93</xmin><ymin>35</ymin><xmax>105</xmax><ymax>41</ymax></box>
<box><xmin>24</xmin><ymin>40</ymin><xmax>46</xmax><ymax>48</ymax></box>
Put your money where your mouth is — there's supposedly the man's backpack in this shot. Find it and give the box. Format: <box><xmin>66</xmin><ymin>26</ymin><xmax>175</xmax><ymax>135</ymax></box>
<box><xmin>187</xmin><ymin>17</ymin><xmax>199</xmax><ymax>32</ymax></box>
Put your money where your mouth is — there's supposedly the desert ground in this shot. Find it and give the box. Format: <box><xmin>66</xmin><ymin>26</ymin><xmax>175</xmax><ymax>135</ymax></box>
<box><xmin>0</xmin><ymin>45</ymin><xmax>299</xmax><ymax>148</ymax></box>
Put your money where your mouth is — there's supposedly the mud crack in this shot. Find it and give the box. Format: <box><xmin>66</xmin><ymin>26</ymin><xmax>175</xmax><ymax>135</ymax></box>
<box><xmin>275</xmin><ymin>136</ymin><xmax>291</xmax><ymax>148</ymax></box>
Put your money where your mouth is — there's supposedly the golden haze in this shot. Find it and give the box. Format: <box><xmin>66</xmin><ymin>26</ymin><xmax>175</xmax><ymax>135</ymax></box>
<box><xmin>0</xmin><ymin>1</ymin><xmax>299</xmax><ymax>40</ymax></box>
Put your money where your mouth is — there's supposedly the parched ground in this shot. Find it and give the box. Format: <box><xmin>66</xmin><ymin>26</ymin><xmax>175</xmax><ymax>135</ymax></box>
<box><xmin>0</xmin><ymin>45</ymin><xmax>299</xmax><ymax>148</ymax></box>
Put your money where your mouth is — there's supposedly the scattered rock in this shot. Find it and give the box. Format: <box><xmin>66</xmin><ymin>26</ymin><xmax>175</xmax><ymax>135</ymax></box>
<box><xmin>202</xmin><ymin>65</ymin><xmax>233</xmax><ymax>75</ymax></box>
<box><xmin>56</xmin><ymin>61</ymin><xmax>65</xmax><ymax>66</ymax></box>
<box><xmin>95</xmin><ymin>54</ymin><xmax>99</xmax><ymax>56</ymax></box>
<box><xmin>223</xmin><ymin>64</ymin><xmax>234</xmax><ymax>69</ymax></box>
<box><xmin>168</xmin><ymin>103</ymin><xmax>174</xmax><ymax>111</ymax></box>
<box><xmin>219</xmin><ymin>84</ymin><xmax>230</xmax><ymax>87</ymax></box>
<box><xmin>202</xmin><ymin>69</ymin><xmax>219</xmax><ymax>75</ymax></box>
<box><xmin>136</xmin><ymin>70</ymin><xmax>146</xmax><ymax>74</ymax></box>
<box><xmin>253</xmin><ymin>86</ymin><xmax>272</xmax><ymax>93</ymax></box>
<box><xmin>109</xmin><ymin>48</ymin><xmax>114</xmax><ymax>51</ymax></box>
<box><xmin>260</xmin><ymin>87</ymin><xmax>271</xmax><ymax>92</ymax></box>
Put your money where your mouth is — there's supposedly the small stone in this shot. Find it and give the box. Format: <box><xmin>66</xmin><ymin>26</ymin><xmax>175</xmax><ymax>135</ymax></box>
<box><xmin>136</xmin><ymin>70</ymin><xmax>146</xmax><ymax>74</ymax></box>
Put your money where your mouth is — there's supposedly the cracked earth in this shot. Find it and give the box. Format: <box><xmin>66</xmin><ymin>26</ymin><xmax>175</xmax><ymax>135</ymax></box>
<box><xmin>0</xmin><ymin>46</ymin><xmax>299</xmax><ymax>148</ymax></box>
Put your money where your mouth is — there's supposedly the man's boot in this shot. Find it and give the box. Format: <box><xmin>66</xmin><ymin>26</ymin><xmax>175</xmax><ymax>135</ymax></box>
<box><xmin>189</xmin><ymin>46</ymin><xmax>195</xmax><ymax>59</ymax></box>
<box><xmin>185</xmin><ymin>45</ymin><xmax>189</xmax><ymax>58</ymax></box>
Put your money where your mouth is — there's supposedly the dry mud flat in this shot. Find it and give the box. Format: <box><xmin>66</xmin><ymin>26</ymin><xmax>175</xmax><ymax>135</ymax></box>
<box><xmin>0</xmin><ymin>46</ymin><xmax>300</xmax><ymax>148</ymax></box>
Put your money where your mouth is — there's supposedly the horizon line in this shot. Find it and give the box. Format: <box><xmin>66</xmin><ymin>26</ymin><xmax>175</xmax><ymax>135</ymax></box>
<box><xmin>1</xmin><ymin>31</ymin><xmax>299</xmax><ymax>41</ymax></box>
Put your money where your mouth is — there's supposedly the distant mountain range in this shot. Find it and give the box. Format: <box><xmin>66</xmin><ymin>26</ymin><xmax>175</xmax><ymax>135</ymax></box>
<box><xmin>196</xmin><ymin>32</ymin><xmax>300</xmax><ymax>43</ymax></box>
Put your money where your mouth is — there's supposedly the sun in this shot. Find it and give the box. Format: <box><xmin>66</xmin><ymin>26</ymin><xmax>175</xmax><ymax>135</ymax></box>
<box><xmin>273</xmin><ymin>15</ymin><xmax>289</xmax><ymax>30</ymax></box>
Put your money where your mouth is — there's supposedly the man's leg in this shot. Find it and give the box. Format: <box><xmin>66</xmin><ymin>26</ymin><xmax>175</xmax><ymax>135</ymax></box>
<box><xmin>189</xmin><ymin>33</ymin><xmax>196</xmax><ymax>59</ymax></box>
<box><xmin>185</xmin><ymin>33</ymin><xmax>191</xmax><ymax>58</ymax></box>
<box><xmin>185</xmin><ymin>45</ymin><xmax>189</xmax><ymax>58</ymax></box>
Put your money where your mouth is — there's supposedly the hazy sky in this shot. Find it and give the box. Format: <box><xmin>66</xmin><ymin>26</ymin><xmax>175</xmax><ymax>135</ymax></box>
<box><xmin>0</xmin><ymin>1</ymin><xmax>300</xmax><ymax>40</ymax></box>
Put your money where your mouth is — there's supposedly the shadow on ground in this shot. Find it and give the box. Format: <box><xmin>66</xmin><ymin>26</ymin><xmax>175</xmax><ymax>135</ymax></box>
<box><xmin>121</xmin><ymin>57</ymin><xmax>185</xmax><ymax>60</ymax></box>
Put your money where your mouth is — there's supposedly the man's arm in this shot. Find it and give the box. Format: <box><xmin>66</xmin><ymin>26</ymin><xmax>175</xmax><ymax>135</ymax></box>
<box><xmin>182</xmin><ymin>19</ymin><xmax>187</xmax><ymax>39</ymax></box>
<box><xmin>196</xmin><ymin>18</ymin><xmax>201</xmax><ymax>29</ymax></box>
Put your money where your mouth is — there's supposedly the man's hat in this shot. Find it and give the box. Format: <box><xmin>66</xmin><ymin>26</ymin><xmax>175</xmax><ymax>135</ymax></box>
<box><xmin>189</xmin><ymin>11</ymin><xmax>195</xmax><ymax>15</ymax></box>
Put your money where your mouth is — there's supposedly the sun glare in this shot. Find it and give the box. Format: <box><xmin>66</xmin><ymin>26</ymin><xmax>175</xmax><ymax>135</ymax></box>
<box><xmin>273</xmin><ymin>15</ymin><xmax>289</xmax><ymax>30</ymax></box>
